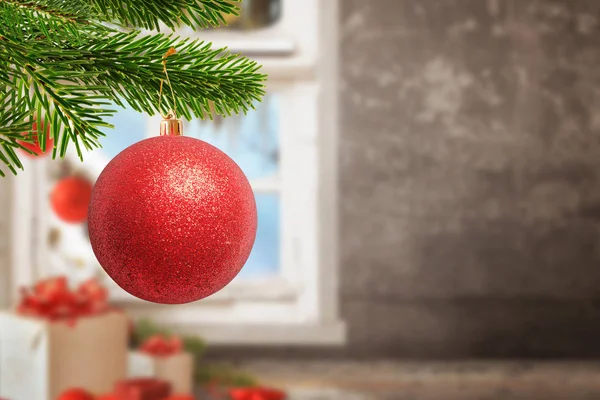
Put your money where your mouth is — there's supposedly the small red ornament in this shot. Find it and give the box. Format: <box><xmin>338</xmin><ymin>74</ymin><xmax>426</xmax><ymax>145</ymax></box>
<box><xmin>51</xmin><ymin>176</ymin><xmax>93</xmax><ymax>223</ymax></box>
<box><xmin>140</xmin><ymin>334</ymin><xmax>183</xmax><ymax>356</ymax></box>
<box><xmin>18</xmin><ymin>120</ymin><xmax>53</xmax><ymax>158</ymax></box>
<box><xmin>230</xmin><ymin>387</ymin><xmax>287</xmax><ymax>400</ymax></box>
<box><xmin>88</xmin><ymin>116</ymin><xmax>257</xmax><ymax>304</ymax></box>
<box><xmin>56</xmin><ymin>388</ymin><xmax>95</xmax><ymax>400</ymax></box>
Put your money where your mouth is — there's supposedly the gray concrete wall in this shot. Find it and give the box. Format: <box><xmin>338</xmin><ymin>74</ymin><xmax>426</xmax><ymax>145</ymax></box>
<box><xmin>339</xmin><ymin>0</ymin><xmax>600</xmax><ymax>358</ymax></box>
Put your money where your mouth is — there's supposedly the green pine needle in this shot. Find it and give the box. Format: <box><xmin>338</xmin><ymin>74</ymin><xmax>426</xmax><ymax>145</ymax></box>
<box><xmin>0</xmin><ymin>0</ymin><xmax>266</xmax><ymax>176</ymax></box>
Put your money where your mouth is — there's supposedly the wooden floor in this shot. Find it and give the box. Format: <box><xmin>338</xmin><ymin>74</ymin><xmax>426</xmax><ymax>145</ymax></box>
<box><xmin>232</xmin><ymin>361</ymin><xmax>600</xmax><ymax>400</ymax></box>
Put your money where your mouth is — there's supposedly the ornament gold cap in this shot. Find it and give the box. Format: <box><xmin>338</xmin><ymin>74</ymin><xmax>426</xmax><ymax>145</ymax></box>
<box><xmin>160</xmin><ymin>112</ymin><xmax>183</xmax><ymax>136</ymax></box>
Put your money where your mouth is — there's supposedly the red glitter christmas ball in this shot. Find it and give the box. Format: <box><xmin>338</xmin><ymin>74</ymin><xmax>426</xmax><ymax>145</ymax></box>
<box><xmin>50</xmin><ymin>176</ymin><xmax>93</xmax><ymax>223</ymax></box>
<box><xmin>88</xmin><ymin>136</ymin><xmax>257</xmax><ymax>304</ymax></box>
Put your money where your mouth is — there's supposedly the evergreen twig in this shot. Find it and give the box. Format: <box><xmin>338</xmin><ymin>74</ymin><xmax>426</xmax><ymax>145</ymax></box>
<box><xmin>0</xmin><ymin>0</ymin><xmax>266</xmax><ymax>175</ymax></box>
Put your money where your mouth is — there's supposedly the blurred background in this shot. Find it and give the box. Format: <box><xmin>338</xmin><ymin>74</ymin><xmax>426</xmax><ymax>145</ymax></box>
<box><xmin>5</xmin><ymin>0</ymin><xmax>600</xmax><ymax>399</ymax></box>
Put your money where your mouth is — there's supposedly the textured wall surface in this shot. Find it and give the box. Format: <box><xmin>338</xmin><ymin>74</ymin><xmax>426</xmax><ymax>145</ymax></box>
<box><xmin>339</xmin><ymin>0</ymin><xmax>600</xmax><ymax>358</ymax></box>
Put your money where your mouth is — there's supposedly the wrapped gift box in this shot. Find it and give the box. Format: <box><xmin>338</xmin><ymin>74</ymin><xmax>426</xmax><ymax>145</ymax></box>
<box><xmin>0</xmin><ymin>311</ymin><xmax>128</xmax><ymax>400</ymax></box>
<box><xmin>0</xmin><ymin>277</ymin><xmax>129</xmax><ymax>400</ymax></box>
<box><xmin>128</xmin><ymin>351</ymin><xmax>194</xmax><ymax>394</ymax></box>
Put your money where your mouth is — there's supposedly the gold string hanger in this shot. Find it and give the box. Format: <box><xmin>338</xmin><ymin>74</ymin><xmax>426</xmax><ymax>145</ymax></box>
<box><xmin>158</xmin><ymin>47</ymin><xmax>182</xmax><ymax>136</ymax></box>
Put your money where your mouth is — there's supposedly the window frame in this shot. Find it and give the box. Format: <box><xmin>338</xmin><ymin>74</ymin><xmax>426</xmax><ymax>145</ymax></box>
<box><xmin>9</xmin><ymin>0</ymin><xmax>344</xmax><ymax>345</ymax></box>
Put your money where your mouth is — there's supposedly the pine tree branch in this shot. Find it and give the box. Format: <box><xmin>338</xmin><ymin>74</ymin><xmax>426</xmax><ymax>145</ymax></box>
<box><xmin>3</xmin><ymin>0</ymin><xmax>89</xmax><ymax>24</ymax></box>
<box><xmin>78</xmin><ymin>32</ymin><xmax>266</xmax><ymax>118</ymax></box>
<box><xmin>0</xmin><ymin>0</ymin><xmax>266</xmax><ymax>176</ymax></box>
<box><xmin>86</xmin><ymin>0</ymin><xmax>241</xmax><ymax>30</ymax></box>
<box><xmin>0</xmin><ymin>90</ymin><xmax>35</xmax><ymax>177</ymax></box>
<box><xmin>8</xmin><ymin>0</ymin><xmax>241</xmax><ymax>30</ymax></box>
<box><xmin>1</xmin><ymin>33</ymin><xmax>120</xmax><ymax>161</ymax></box>
<box><xmin>1</xmin><ymin>1</ymin><xmax>112</xmax><ymax>46</ymax></box>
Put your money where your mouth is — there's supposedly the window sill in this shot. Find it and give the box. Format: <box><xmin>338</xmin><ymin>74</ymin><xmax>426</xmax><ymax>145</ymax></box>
<box><xmin>118</xmin><ymin>275</ymin><xmax>346</xmax><ymax>346</ymax></box>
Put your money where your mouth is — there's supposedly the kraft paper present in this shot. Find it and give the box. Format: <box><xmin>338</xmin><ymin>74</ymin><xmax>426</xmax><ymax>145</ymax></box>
<box><xmin>0</xmin><ymin>311</ymin><xmax>129</xmax><ymax>400</ymax></box>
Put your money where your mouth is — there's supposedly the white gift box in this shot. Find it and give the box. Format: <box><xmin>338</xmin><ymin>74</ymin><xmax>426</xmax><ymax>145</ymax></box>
<box><xmin>128</xmin><ymin>351</ymin><xmax>194</xmax><ymax>394</ymax></box>
<box><xmin>0</xmin><ymin>311</ymin><xmax>128</xmax><ymax>400</ymax></box>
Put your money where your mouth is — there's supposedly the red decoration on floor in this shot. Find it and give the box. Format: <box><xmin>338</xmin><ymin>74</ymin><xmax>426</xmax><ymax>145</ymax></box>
<box><xmin>51</xmin><ymin>176</ymin><xmax>93</xmax><ymax>223</ymax></box>
<box><xmin>229</xmin><ymin>387</ymin><xmax>286</xmax><ymax>400</ymax></box>
<box><xmin>88</xmin><ymin>136</ymin><xmax>257</xmax><ymax>304</ymax></box>
<box><xmin>97</xmin><ymin>395</ymin><xmax>119</xmax><ymax>400</ymax></box>
<box><xmin>113</xmin><ymin>378</ymin><xmax>172</xmax><ymax>400</ymax></box>
<box><xmin>17</xmin><ymin>276</ymin><xmax>111</xmax><ymax>323</ymax></box>
<box><xmin>18</xmin><ymin>120</ymin><xmax>53</xmax><ymax>158</ymax></box>
<box><xmin>56</xmin><ymin>388</ymin><xmax>95</xmax><ymax>400</ymax></box>
<box><xmin>140</xmin><ymin>334</ymin><xmax>183</xmax><ymax>357</ymax></box>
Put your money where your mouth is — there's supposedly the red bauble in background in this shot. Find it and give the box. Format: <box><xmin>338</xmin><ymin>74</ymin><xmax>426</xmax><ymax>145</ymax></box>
<box><xmin>57</xmin><ymin>388</ymin><xmax>95</xmax><ymax>400</ymax></box>
<box><xmin>18</xmin><ymin>120</ymin><xmax>54</xmax><ymax>158</ymax></box>
<box><xmin>51</xmin><ymin>176</ymin><xmax>93</xmax><ymax>223</ymax></box>
<box><xmin>230</xmin><ymin>387</ymin><xmax>287</xmax><ymax>400</ymax></box>
<box><xmin>88</xmin><ymin>135</ymin><xmax>257</xmax><ymax>304</ymax></box>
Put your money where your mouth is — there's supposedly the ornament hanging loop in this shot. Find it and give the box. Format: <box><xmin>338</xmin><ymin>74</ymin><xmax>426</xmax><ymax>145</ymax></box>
<box><xmin>158</xmin><ymin>47</ymin><xmax>183</xmax><ymax>136</ymax></box>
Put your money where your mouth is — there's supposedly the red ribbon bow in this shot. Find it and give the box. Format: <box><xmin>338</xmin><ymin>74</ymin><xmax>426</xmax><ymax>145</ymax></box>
<box><xmin>140</xmin><ymin>335</ymin><xmax>183</xmax><ymax>357</ymax></box>
<box><xmin>17</xmin><ymin>276</ymin><xmax>110</xmax><ymax>325</ymax></box>
<box><xmin>229</xmin><ymin>387</ymin><xmax>286</xmax><ymax>400</ymax></box>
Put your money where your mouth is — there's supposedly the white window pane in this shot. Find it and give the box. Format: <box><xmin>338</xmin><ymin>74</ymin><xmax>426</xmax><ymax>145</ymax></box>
<box><xmin>236</xmin><ymin>193</ymin><xmax>280</xmax><ymax>279</ymax></box>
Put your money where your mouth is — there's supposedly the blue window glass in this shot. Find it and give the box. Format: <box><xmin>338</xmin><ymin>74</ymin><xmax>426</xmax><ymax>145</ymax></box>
<box><xmin>236</xmin><ymin>193</ymin><xmax>280</xmax><ymax>278</ymax></box>
<box><xmin>99</xmin><ymin>108</ymin><xmax>148</xmax><ymax>159</ymax></box>
<box><xmin>185</xmin><ymin>94</ymin><xmax>279</xmax><ymax>180</ymax></box>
